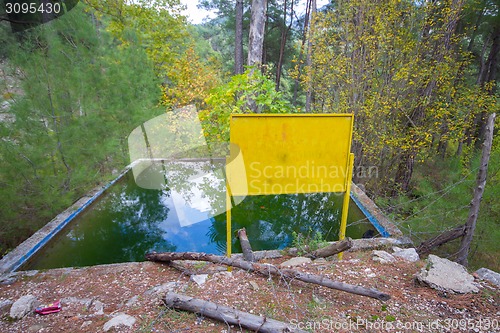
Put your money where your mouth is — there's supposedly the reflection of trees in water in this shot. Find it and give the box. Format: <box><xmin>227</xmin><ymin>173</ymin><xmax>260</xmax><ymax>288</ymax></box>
<box><xmin>121</xmin><ymin>161</ymin><xmax>368</xmax><ymax>256</ymax></box>
<box><xmin>208</xmin><ymin>193</ymin><xmax>344</xmax><ymax>252</ymax></box>
<box><xmin>69</xmin><ymin>173</ymin><xmax>177</xmax><ymax>264</ymax></box>
<box><xmin>143</xmin><ymin>160</ymin><xmax>226</xmax><ymax>210</ymax></box>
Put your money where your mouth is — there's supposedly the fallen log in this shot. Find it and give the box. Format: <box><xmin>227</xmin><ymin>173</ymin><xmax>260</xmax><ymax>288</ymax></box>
<box><xmin>237</xmin><ymin>228</ymin><xmax>255</xmax><ymax>262</ymax></box>
<box><xmin>416</xmin><ymin>225</ymin><xmax>465</xmax><ymax>256</ymax></box>
<box><xmin>164</xmin><ymin>292</ymin><xmax>308</xmax><ymax>333</ymax></box>
<box><xmin>304</xmin><ymin>237</ymin><xmax>353</xmax><ymax>259</ymax></box>
<box><xmin>146</xmin><ymin>252</ymin><xmax>390</xmax><ymax>301</ymax></box>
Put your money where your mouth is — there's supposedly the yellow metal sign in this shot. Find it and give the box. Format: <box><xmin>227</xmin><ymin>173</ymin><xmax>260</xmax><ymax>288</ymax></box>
<box><xmin>225</xmin><ymin>114</ymin><xmax>355</xmax><ymax>260</ymax></box>
<box><xmin>226</xmin><ymin>114</ymin><xmax>354</xmax><ymax>196</ymax></box>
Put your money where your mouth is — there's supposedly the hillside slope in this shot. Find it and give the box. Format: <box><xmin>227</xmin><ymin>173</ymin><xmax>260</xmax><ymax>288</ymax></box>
<box><xmin>0</xmin><ymin>250</ymin><xmax>498</xmax><ymax>332</ymax></box>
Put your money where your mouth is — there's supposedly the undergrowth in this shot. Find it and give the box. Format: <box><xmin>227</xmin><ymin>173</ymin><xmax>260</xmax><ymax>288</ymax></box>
<box><xmin>292</xmin><ymin>229</ymin><xmax>328</xmax><ymax>255</ymax></box>
<box><xmin>376</xmin><ymin>152</ymin><xmax>500</xmax><ymax>272</ymax></box>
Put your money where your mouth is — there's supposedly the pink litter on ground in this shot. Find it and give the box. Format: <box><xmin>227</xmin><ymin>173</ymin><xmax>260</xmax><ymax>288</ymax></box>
<box><xmin>35</xmin><ymin>301</ymin><xmax>62</xmax><ymax>315</ymax></box>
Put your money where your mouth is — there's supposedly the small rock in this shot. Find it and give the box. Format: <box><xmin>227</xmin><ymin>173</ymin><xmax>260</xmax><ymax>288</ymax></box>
<box><xmin>280</xmin><ymin>257</ymin><xmax>312</xmax><ymax>267</ymax></box>
<box><xmin>214</xmin><ymin>271</ymin><xmax>232</xmax><ymax>279</ymax></box>
<box><xmin>61</xmin><ymin>297</ymin><xmax>104</xmax><ymax>314</ymax></box>
<box><xmin>81</xmin><ymin>321</ymin><xmax>92</xmax><ymax>329</ymax></box>
<box><xmin>364</xmin><ymin>268</ymin><xmax>376</xmax><ymax>278</ymax></box>
<box><xmin>191</xmin><ymin>274</ymin><xmax>209</xmax><ymax>286</ymax></box>
<box><xmin>313</xmin><ymin>258</ymin><xmax>328</xmax><ymax>264</ymax></box>
<box><xmin>0</xmin><ymin>299</ymin><xmax>13</xmax><ymax>314</ymax></box>
<box><xmin>61</xmin><ymin>297</ymin><xmax>91</xmax><ymax>308</ymax></box>
<box><xmin>125</xmin><ymin>295</ymin><xmax>139</xmax><ymax>307</ymax></box>
<box><xmin>91</xmin><ymin>300</ymin><xmax>104</xmax><ymax>315</ymax></box>
<box><xmin>10</xmin><ymin>295</ymin><xmax>38</xmax><ymax>319</ymax></box>
<box><xmin>475</xmin><ymin>268</ymin><xmax>500</xmax><ymax>288</ymax></box>
<box><xmin>372</xmin><ymin>250</ymin><xmax>396</xmax><ymax>264</ymax></box>
<box><xmin>0</xmin><ymin>273</ymin><xmax>18</xmax><ymax>285</ymax></box>
<box><xmin>392</xmin><ymin>247</ymin><xmax>420</xmax><ymax>262</ymax></box>
<box><xmin>145</xmin><ymin>282</ymin><xmax>179</xmax><ymax>295</ymax></box>
<box><xmin>415</xmin><ymin>255</ymin><xmax>479</xmax><ymax>294</ymax></box>
<box><xmin>103</xmin><ymin>313</ymin><xmax>136</xmax><ymax>331</ymax></box>
<box><xmin>23</xmin><ymin>270</ymin><xmax>39</xmax><ymax>277</ymax></box>
<box><xmin>312</xmin><ymin>294</ymin><xmax>325</xmax><ymax>305</ymax></box>
<box><xmin>249</xmin><ymin>281</ymin><xmax>260</xmax><ymax>291</ymax></box>
<box><xmin>28</xmin><ymin>323</ymin><xmax>48</xmax><ymax>332</ymax></box>
<box><xmin>1</xmin><ymin>101</ymin><xmax>11</xmax><ymax>110</ymax></box>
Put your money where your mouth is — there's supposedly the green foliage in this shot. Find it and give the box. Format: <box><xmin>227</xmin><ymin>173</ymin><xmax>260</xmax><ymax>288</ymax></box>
<box><xmin>0</xmin><ymin>5</ymin><xmax>162</xmax><ymax>255</ymax></box>
<box><xmin>385</xmin><ymin>315</ymin><xmax>396</xmax><ymax>322</ymax></box>
<box><xmin>83</xmin><ymin>0</ymin><xmax>188</xmax><ymax>78</ymax></box>
<box><xmin>291</xmin><ymin>228</ymin><xmax>328</xmax><ymax>255</ymax></box>
<box><xmin>201</xmin><ymin>69</ymin><xmax>293</xmax><ymax>146</ymax></box>
<box><xmin>379</xmin><ymin>149</ymin><xmax>500</xmax><ymax>271</ymax></box>
<box><xmin>161</xmin><ymin>46</ymin><xmax>222</xmax><ymax>109</ymax></box>
<box><xmin>301</xmin><ymin>0</ymin><xmax>497</xmax><ymax>194</ymax></box>
<box><xmin>83</xmin><ymin>0</ymin><xmax>224</xmax><ymax>111</ymax></box>
<box><xmin>198</xmin><ymin>0</ymin><xmax>300</xmax><ymax>85</ymax></box>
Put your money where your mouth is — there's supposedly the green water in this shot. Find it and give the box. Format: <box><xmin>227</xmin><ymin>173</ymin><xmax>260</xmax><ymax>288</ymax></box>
<box><xmin>24</xmin><ymin>161</ymin><xmax>377</xmax><ymax>270</ymax></box>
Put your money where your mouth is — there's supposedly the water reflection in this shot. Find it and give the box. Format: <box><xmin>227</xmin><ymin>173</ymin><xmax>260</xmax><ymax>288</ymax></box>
<box><xmin>26</xmin><ymin>160</ymin><xmax>373</xmax><ymax>270</ymax></box>
<box><xmin>209</xmin><ymin>192</ymin><xmax>367</xmax><ymax>253</ymax></box>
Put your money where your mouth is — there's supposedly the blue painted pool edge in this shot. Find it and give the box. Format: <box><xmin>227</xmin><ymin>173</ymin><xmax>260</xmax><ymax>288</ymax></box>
<box><xmin>5</xmin><ymin>160</ymin><xmax>142</xmax><ymax>273</ymax></box>
<box><xmin>350</xmin><ymin>193</ymin><xmax>391</xmax><ymax>237</ymax></box>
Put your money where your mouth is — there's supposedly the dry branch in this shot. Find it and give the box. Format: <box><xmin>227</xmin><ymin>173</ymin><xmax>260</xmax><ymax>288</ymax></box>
<box><xmin>237</xmin><ymin>228</ymin><xmax>255</xmax><ymax>262</ymax></box>
<box><xmin>164</xmin><ymin>292</ymin><xmax>308</xmax><ymax>333</ymax></box>
<box><xmin>416</xmin><ymin>225</ymin><xmax>465</xmax><ymax>256</ymax></box>
<box><xmin>146</xmin><ymin>252</ymin><xmax>390</xmax><ymax>301</ymax></box>
<box><xmin>304</xmin><ymin>238</ymin><xmax>353</xmax><ymax>259</ymax></box>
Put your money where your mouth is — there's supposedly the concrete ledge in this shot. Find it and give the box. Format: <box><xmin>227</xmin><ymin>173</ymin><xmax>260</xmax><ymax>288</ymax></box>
<box><xmin>0</xmin><ymin>162</ymin><xmax>138</xmax><ymax>274</ymax></box>
<box><xmin>0</xmin><ymin>237</ymin><xmax>414</xmax><ymax>283</ymax></box>
<box><xmin>351</xmin><ymin>183</ymin><xmax>404</xmax><ymax>238</ymax></box>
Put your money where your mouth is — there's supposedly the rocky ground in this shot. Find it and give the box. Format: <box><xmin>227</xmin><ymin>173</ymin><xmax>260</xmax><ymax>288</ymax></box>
<box><xmin>0</xmin><ymin>249</ymin><xmax>498</xmax><ymax>333</ymax></box>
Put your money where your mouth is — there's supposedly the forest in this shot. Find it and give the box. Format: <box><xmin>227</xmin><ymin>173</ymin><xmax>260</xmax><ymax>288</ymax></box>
<box><xmin>0</xmin><ymin>0</ymin><xmax>498</xmax><ymax>270</ymax></box>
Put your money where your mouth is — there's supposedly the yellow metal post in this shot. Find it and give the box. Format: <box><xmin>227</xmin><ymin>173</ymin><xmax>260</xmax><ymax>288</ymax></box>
<box><xmin>225</xmin><ymin>175</ymin><xmax>233</xmax><ymax>272</ymax></box>
<box><xmin>338</xmin><ymin>153</ymin><xmax>354</xmax><ymax>260</ymax></box>
<box><xmin>226</xmin><ymin>183</ymin><xmax>232</xmax><ymax>259</ymax></box>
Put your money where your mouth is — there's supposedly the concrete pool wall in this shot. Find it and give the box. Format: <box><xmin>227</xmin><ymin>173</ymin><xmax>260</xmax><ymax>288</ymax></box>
<box><xmin>0</xmin><ymin>160</ymin><xmax>143</xmax><ymax>274</ymax></box>
<box><xmin>0</xmin><ymin>160</ymin><xmax>406</xmax><ymax>274</ymax></box>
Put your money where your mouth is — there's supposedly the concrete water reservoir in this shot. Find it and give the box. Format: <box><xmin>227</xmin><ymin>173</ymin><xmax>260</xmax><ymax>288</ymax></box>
<box><xmin>0</xmin><ymin>159</ymin><xmax>403</xmax><ymax>273</ymax></box>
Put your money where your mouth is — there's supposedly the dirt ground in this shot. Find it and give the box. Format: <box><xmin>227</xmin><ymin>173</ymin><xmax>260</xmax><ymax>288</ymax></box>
<box><xmin>0</xmin><ymin>250</ymin><xmax>498</xmax><ymax>333</ymax></box>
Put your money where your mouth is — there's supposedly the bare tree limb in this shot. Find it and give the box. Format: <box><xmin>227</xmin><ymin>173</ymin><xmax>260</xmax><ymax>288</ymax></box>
<box><xmin>416</xmin><ymin>225</ymin><xmax>465</xmax><ymax>256</ymax></box>
<box><xmin>237</xmin><ymin>228</ymin><xmax>255</xmax><ymax>262</ymax></box>
<box><xmin>146</xmin><ymin>252</ymin><xmax>390</xmax><ymax>301</ymax></box>
<box><xmin>164</xmin><ymin>292</ymin><xmax>308</xmax><ymax>333</ymax></box>
<box><xmin>304</xmin><ymin>238</ymin><xmax>353</xmax><ymax>259</ymax></box>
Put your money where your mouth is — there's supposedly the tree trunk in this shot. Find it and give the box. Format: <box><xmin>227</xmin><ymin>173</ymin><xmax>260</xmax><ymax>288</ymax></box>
<box><xmin>275</xmin><ymin>0</ymin><xmax>293</xmax><ymax>91</ymax></box>
<box><xmin>475</xmin><ymin>24</ymin><xmax>499</xmax><ymax>146</ymax></box>
<box><xmin>305</xmin><ymin>0</ymin><xmax>316</xmax><ymax>112</ymax></box>
<box><xmin>146</xmin><ymin>252</ymin><xmax>390</xmax><ymax>301</ymax></box>
<box><xmin>292</xmin><ymin>0</ymin><xmax>312</xmax><ymax>106</ymax></box>
<box><xmin>416</xmin><ymin>225</ymin><xmax>465</xmax><ymax>256</ymax></box>
<box><xmin>247</xmin><ymin>0</ymin><xmax>267</xmax><ymax>113</ymax></box>
<box><xmin>164</xmin><ymin>292</ymin><xmax>309</xmax><ymax>333</ymax></box>
<box><xmin>237</xmin><ymin>228</ymin><xmax>255</xmax><ymax>262</ymax></box>
<box><xmin>235</xmin><ymin>0</ymin><xmax>244</xmax><ymax>75</ymax></box>
<box><xmin>248</xmin><ymin>0</ymin><xmax>267</xmax><ymax>69</ymax></box>
<box><xmin>304</xmin><ymin>237</ymin><xmax>353</xmax><ymax>259</ymax></box>
<box><xmin>457</xmin><ymin>113</ymin><xmax>496</xmax><ymax>266</ymax></box>
<box><xmin>392</xmin><ymin>151</ymin><xmax>414</xmax><ymax>195</ymax></box>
